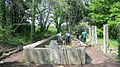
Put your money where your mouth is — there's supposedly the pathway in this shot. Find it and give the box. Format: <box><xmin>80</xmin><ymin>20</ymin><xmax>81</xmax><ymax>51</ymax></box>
<box><xmin>85</xmin><ymin>47</ymin><xmax>110</xmax><ymax>64</ymax></box>
<box><xmin>0</xmin><ymin>51</ymin><xmax>23</xmax><ymax>63</ymax></box>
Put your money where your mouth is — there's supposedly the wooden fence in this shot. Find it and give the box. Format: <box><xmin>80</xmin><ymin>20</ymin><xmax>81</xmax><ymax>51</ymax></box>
<box><xmin>88</xmin><ymin>25</ymin><xmax>109</xmax><ymax>54</ymax></box>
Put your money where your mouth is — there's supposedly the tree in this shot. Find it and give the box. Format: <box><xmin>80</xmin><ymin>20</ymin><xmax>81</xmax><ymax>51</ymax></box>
<box><xmin>50</xmin><ymin>0</ymin><xmax>90</xmax><ymax>33</ymax></box>
<box><xmin>0</xmin><ymin>0</ymin><xmax>6</xmax><ymax>29</ymax></box>
<box><xmin>24</xmin><ymin>0</ymin><xmax>39</xmax><ymax>40</ymax></box>
<box><xmin>0</xmin><ymin>0</ymin><xmax>31</xmax><ymax>43</ymax></box>
<box><xmin>66</xmin><ymin>0</ymin><xmax>90</xmax><ymax>33</ymax></box>
<box><xmin>30</xmin><ymin>0</ymin><xmax>36</xmax><ymax>41</ymax></box>
<box><xmin>51</xmin><ymin>0</ymin><xmax>65</xmax><ymax>33</ymax></box>
<box><xmin>37</xmin><ymin>0</ymin><xmax>52</xmax><ymax>32</ymax></box>
<box><xmin>89</xmin><ymin>0</ymin><xmax>120</xmax><ymax>39</ymax></box>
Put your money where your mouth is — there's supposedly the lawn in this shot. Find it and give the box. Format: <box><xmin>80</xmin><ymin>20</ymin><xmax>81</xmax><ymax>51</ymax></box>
<box><xmin>98</xmin><ymin>38</ymin><xmax>119</xmax><ymax>49</ymax></box>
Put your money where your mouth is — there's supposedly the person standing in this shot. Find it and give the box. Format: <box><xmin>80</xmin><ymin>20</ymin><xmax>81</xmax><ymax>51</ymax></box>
<box><xmin>75</xmin><ymin>31</ymin><xmax>79</xmax><ymax>39</ymax></box>
<box><xmin>56</xmin><ymin>33</ymin><xmax>62</xmax><ymax>42</ymax></box>
<box><xmin>81</xmin><ymin>30</ymin><xmax>88</xmax><ymax>43</ymax></box>
<box><xmin>65</xmin><ymin>33</ymin><xmax>71</xmax><ymax>43</ymax></box>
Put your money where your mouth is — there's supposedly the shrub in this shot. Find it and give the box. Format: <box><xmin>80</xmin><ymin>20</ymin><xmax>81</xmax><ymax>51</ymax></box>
<box><xmin>97</xmin><ymin>28</ymin><xmax>103</xmax><ymax>37</ymax></box>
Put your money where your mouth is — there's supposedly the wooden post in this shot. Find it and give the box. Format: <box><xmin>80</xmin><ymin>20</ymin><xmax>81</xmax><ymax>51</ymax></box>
<box><xmin>91</xmin><ymin>26</ymin><xmax>98</xmax><ymax>46</ymax></box>
<box><xmin>88</xmin><ymin>25</ymin><xmax>94</xmax><ymax>46</ymax></box>
<box><xmin>95</xmin><ymin>26</ymin><xmax>98</xmax><ymax>45</ymax></box>
<box><xmin>88</xmin><ymin>26</ymin><xmax>92</xmax><ymax>41</ymax></box>
<box><xmin>91</xmin><ymin>26</ymin><xmax>94</xmax><ymax>46</ymax></box>
<box><xmin>103</xmin><ymin>24</ymin><xmax>109</xmax><ymax>53</ymax></box>
<box><xmin>91</xmin><ymin>26</ymin><xmax>97</xmax><ymax>46</ymax></box>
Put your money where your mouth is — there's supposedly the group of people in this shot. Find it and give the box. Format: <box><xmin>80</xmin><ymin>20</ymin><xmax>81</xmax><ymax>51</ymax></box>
<box><xmin>56</xmin><ymin>33</ymin><xmax>71</xmax><ymax>44</ymax></box>
<box><xmin>56</xmin><ymin>30</ymin><xmax>89</xmax><ymax>45</ymax></box>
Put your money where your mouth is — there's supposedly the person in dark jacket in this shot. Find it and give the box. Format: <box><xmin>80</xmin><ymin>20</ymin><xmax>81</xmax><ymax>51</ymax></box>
<box><xmin>75</xmin><ymin>31</ymin><xmax>79</xmax><ymax>39</ymax></box>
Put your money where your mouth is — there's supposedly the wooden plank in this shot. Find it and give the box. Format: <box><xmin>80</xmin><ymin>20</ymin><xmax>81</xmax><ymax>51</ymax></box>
<box><xmin>23</xmin><ymin>36</ymin><xmax>53</xmax><ymax>49</ymax></box>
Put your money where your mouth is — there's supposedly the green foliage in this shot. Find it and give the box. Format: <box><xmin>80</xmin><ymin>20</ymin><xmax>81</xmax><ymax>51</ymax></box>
<box><xmin>108</xmin><ymin>21</ymin><xmax>118</xmax><ymax>39</ymax></box>
<box><xmin>98</xmin><ymin>38</ymin><xmax>104</xmax><ymax>45</ymax></box>
<box><xmin>97</xmin><ymin>28</ymin><xmax>103</xmax><ymax>37</ymax></box>
<box><xmin>71</xmin><ymin>22</ymin><xmax>89</xmax><ymax>34</ymax></box>
<box><xmin>48</xmin><ymin>27</ymin><xmax>57</xmax><ymax>33</ymax></box>
<box><xmin>89</xmin><ymin>0</ymin><xmax>120</xmax><ymax>39</ymax></box>
<box><xmin>10</xmin><ymin>35</ymin><xmax>30</xmax><ymax>45</ymax></box>
<box><xmin>34</xmin><ymin>26</ymin><xmax>56</xmax><ymax>41</ymax></box>
<box><xmin>51</xmin><ymin>0</ymin><xmax>90</xmax><ymax>33</ymax></box>
<box><xmin>45</xmin><ymin>27</ymin><xmax>57</xmax><ymax>36</ymax></box>
<box><xmin>0</xmin><ymin>25</ymin><xmax>31</xmax><ymax>45</ymax></box>
<box><xmin>0</xmin><ymin>27</ymin><xmax>4</xmax><ymax>42</ymax></box>
<box><xmin>116</xmin><ymin>22</ymin><xmax>120</xmax><ymax>59</ymax></box>
<box><xmin>0</xmin><ymin>25</ymin><xmax>13</xmax><ymax>43</ymax></box>
<box><xmin>98</xmin><ymin>38</ymin><xmax>119</xmax><ymax>49</ymax></box>
<box><xmin>108</xmin><ymin>39</ymin><xmax>119</xmax><ymax>49</ymax></box>
<box><xmin>51</xmin><ymin>0</ymin><xmax>66</xmax><ymax>33</ymax></box>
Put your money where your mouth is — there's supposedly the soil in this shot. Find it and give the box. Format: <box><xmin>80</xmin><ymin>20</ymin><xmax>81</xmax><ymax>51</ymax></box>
<box><xmin>0</xmin><ymin>51</ymin><xmax>23</xmax><ymax>63</ymax></box>
<box><xmin>0</xmin><ymin>43</ymin><xmax>15</xmax><ymax>51</ymax></box>
<box><xmin>85</xmin><ymin>47</ymin><xmax>111</xmax><ymax>64</ymax></box>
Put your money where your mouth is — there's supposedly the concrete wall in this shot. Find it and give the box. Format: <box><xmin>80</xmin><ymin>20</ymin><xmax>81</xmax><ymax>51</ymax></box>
<box><xmin>23</xmin><ymin>47</ymin><xmax>85</xmax><ymax>65</ymax></box>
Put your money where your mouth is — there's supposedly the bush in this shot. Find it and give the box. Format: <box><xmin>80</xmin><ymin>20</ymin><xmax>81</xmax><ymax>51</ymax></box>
<box><xmin>108</xmin><ymin>21</ymin><xmax>118</xmax><ymax>39</ymax></box>
<box><xmin>10</xmin><ymin>36</ymin><xmax>26</xmax><ymax>45</ymax></box>
<box><xmin>97</xmin><ymin>28</ymin><xmax>103</xmax><ymax>37</ymax></box>
<box><xmin>0</xmin><ymin>27</ymin><xmax>12</xmax><ymax>43</ymax></box>
<box><xmin>9</xmin><ymin>35</ymin><xmax>31</xmax><ymax>46</ymax></box>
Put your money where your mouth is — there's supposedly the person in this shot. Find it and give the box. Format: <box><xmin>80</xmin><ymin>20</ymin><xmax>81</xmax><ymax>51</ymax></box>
<box><xmin>81</xmin><ymin>30</ymin><xmax>88</xmax><ymax>43</ymax></box>
<box><xmin>56</xmin><ymin>33</ymin><xmax>62</xmax><ymax>42</ymax></box>
<box><xmin>65</xmin><ymin>33</ymin><xmax>71</xmax><ymax>44</ymax></box>
<box><xmin>75</xmin><ymin>31</ymin><xmax>79</xmax><ymax>39</ymax></box>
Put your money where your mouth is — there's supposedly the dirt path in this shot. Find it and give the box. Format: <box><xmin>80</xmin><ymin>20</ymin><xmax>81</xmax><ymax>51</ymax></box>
<box><xmin>0</xmin><ymin>51</ymin><xmax>23</xmax><ymax>63</ymax></box>
<box><xmin>85</xmin><ymin>47</ymin><xmax>111</xmax><ymax>64</ymax></box>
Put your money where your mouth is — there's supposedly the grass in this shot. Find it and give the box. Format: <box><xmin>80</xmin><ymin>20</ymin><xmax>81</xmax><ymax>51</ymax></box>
<box><xmin>45</xmin><ymin>26</ymin><xmax>57</xmax><ymax>36</ymax></box>
<box><xmin>98</xmin><ymin>38</ymin><xmax>119</xmax><ymax>49</ymax></box>
<box><xmin>48</xmin><ymin>26</ymin><xmax>57</xmax><ymax>33</ymax></box>
<box><xmin>9</xmin><ymin>35</ymin><xmax>31</xmax><ymax>46</ymax></box>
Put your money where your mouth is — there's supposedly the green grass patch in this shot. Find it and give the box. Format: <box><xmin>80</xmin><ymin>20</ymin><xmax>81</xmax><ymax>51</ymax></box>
<box><xmin>109</xmin><ymin>39</ymin><xmax>119</xmax><ymax>49</ymax></box>
<box><xmin>98</xmin><ymin>38</ymin><xmax>119</xmax><ymax>49</ymax></box>
<box><xmin>45</xmin><ymin>26</ymin><xmax>57</xmax><ymax>36</ymax></box>
<box><xmin>9</xmin><ymin>35</ymin><xmax>31</xmax><ymax>46</ymax></box>
<box><xmin>98</xmin><ymin>38</ymin><xmax>104</xmax><ymax>45</ymax></box>
<box><xmin>48</xmin><ymin>26</ymin><xmax>57</xmax><ymax>33</ymax></box>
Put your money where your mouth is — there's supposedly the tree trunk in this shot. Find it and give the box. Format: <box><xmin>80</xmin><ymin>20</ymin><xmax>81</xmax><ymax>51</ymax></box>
<box><xmin>31</xmin><ymin>0</ymin><xmax>36</xmax><ymax>41</ymax></box>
